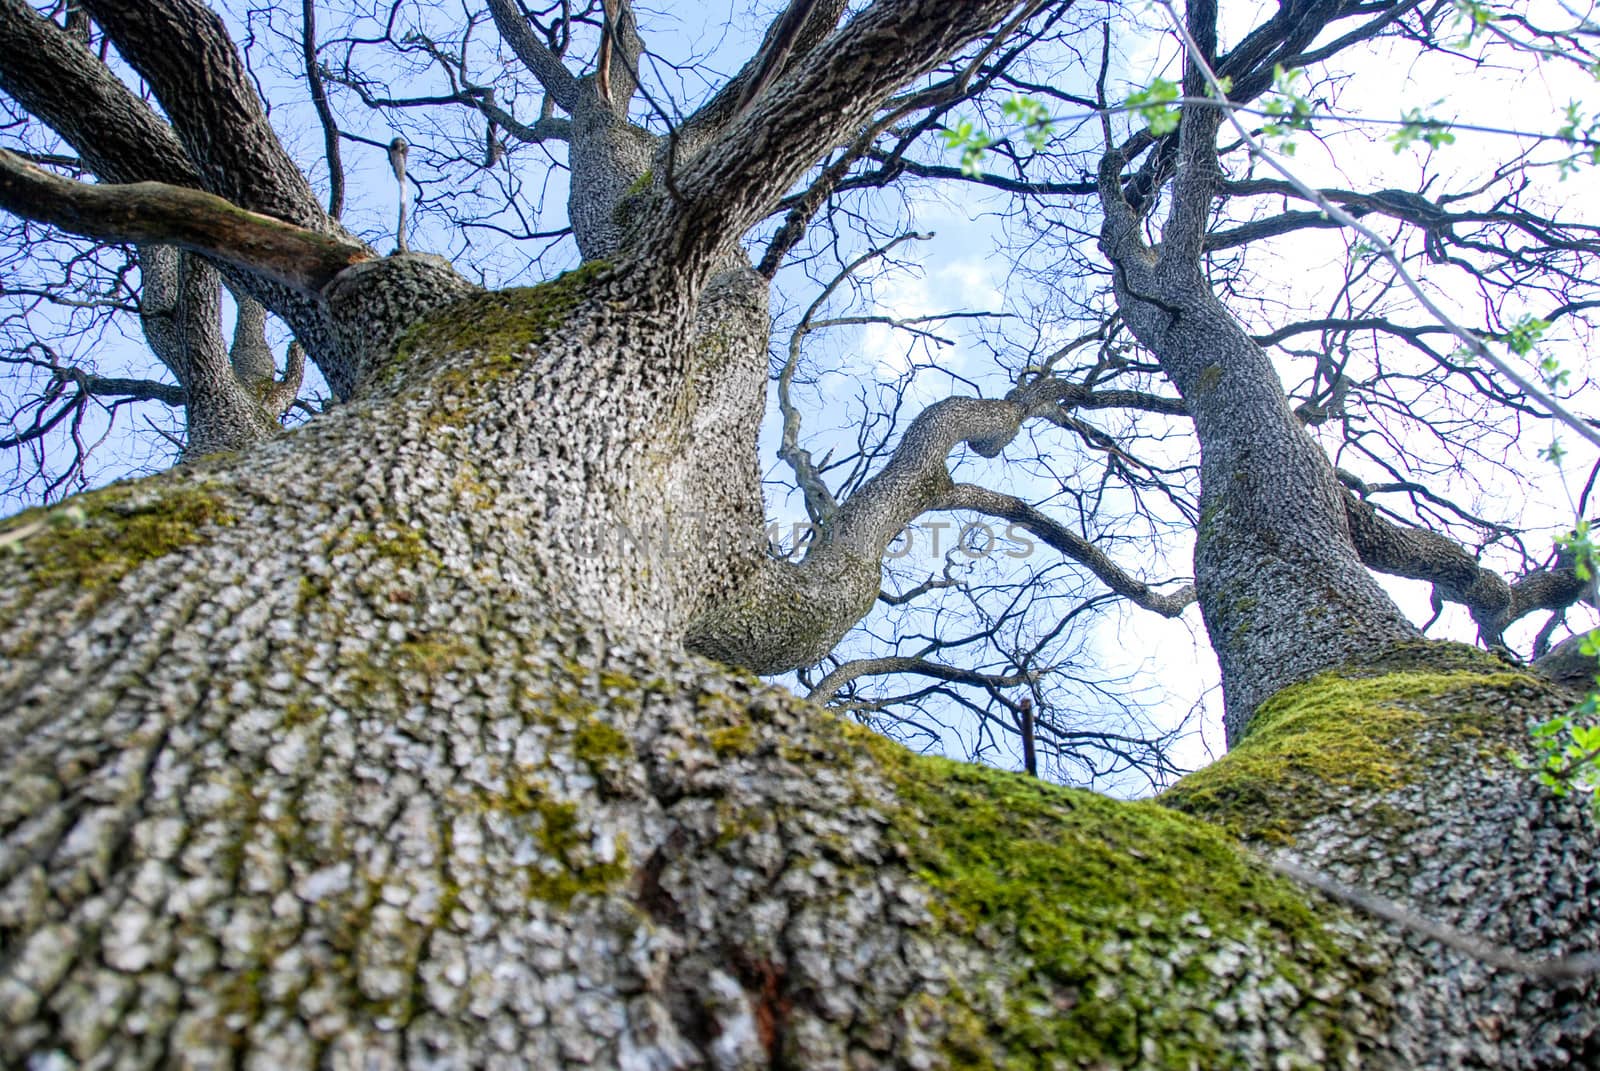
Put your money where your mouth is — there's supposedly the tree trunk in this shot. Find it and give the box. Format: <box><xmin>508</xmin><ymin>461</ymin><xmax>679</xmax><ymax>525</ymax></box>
<box><xmin>1093</xmin><ymin>3</ymin><xmax>1419</xmax><ymax>741</ymax></box>
<box><xmin>1109</xmin><ymin>255</ymin><xmax>1419</xmax><ymax>740</ymax></box>
<box><xmin>2</xmin><ymin>255</ymin><xmax>1596</xmax><ymax>1069</ymax></box>
<box><xmin>0</xmin><ymin>0</ymin><xmax>1596</xmax><ymax>1065</ymax></box>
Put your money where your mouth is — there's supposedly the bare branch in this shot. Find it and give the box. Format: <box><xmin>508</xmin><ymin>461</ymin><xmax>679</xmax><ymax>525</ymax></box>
<box><xmin>487</xmin><ymin>0</ymin><xmax>579</xmax><ymax>112</ymax></box>
<box><xmin>302</xmin><ymin>0</ymin><xmax>345</xmax><ymax>218</ymax></box>
<box><xmin>938</xmin><ymin>483</ymin><xmax>1196</xmax><ymax>617</ymax></box>
<box><xmin>0</xmin><ymin>151</ymin><xmax>373</xmax><ymax>295</ymax></box>
<box><xmin>80</xmin><ymin>0</ymin><xmax>332</xmax><ymax>231</ymax></box>
<box><xmin>809</xmin><ymin>655</ymin><xmax>1038</xmax><ymax>704</ymax></box>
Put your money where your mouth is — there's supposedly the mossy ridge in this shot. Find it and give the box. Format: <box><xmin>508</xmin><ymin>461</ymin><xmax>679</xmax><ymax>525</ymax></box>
<box><xmin>0</xmin><ymin>479</ymin><xmax>234</xmax><ymax>592</ymax></box>
<box><xmin>849</xmin><ymin>727</ymin><xmax>1371</xmax><ymax>1068</ymax></box>
<box><xmin>384</xmin><ymin>260</ymin><xmax>613</xmax><ymax>410</ymax></box>
<box><xmin>484</xmin><ymin>770</ymin><xmax>629</xmax><ymax>906</ymax></box>
<box><xmin>1162</xmin><ymin>651</ymin><xmax>1537</xmax><ymax>842</ymax></box>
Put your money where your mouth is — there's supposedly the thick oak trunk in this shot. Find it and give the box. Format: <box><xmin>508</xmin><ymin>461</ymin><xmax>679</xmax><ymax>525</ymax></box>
<box><xmin>0</xmin><ymin>0</ymin><xmax>1595</xmax><ymax>1064</ymax></box>
<box><xmin>1</xmin><ymin>265</ymin><xmax>1595</xmax><ymax>1069</ymax></box>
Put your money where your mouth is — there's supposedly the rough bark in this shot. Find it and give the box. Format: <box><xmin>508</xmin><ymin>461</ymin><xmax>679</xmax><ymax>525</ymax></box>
<box><xmin>136</xmin><ymin>248</ymin><xmax>283</xmax><ymax>458</ymax></box>
<box><xmin>1</xmin><ymin>273</ymin><xmax>1594</xmax><ymax>1067</ymax></box>
<box><xmin>1096</xmin><ymin>0</ymin><xmax>1420</xmax><ymax>740</ymax></box>
<box><xmin>0</xmin><ymin>1</ymin><xmax>1596</xmax><ymax>1067</ymax></box>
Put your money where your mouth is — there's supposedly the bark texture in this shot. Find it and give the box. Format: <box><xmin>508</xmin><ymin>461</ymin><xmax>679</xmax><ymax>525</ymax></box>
<box><xmin>1095</xmin><ymin>0</ymin><xmax>1420</xmax><ymax>740</ymax></box>
<box><xmin>0</xmin><ymin>1</ymin><xmax>1596</xmax><ymax>1067</ymax></box>
<box><xmin>1</xmin><ymin>298</ymin><xmax>1595</xmax><ymax>1065</ymax></box>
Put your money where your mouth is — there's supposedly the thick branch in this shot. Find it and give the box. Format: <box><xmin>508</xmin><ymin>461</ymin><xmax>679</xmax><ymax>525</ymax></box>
<box><xmin>653</xmin><ymin>0</ymin><xmax>1039</xmax><ymax>272</ymax></box>
<box><xmin>0</xmin><ymin>151</ymin><xmax>373</xmax><ymax>295</ymax></box>
<box><xmin>1158</xmin><ymin>0</ymin><xmax>1221</xmax><ymax>265</ymax></box>
<box><xmin>67</xmin><ymin>373</ymin><xmax>187</xmax><ymax>406</ymax></box>
<box><xmin>486</xmin><ymin>0</ymin><xmax>580</xmax><ymax>112</ymax></box>
<box><xmin>1342</xmin><ymin>492</ymin><xmax>1586</xmax><ymax>641</ymax></box>
<box><xmin>0</xmin><ymin>0</ymin><xmax>198</xmax><ymax>187</ymax></box>
<box><xmin>733</xmin><ymin>0</ymin><xmax>832</xmax><ymax>115</ymax></box>
<box><xmin>80</xmin><ymin>0</ymin><xmax>330</xmax><ymax>230</ymax></box>
<box><xmin>0</xmin><ymin>0</ymin><xmax>363</xmax><ymax>396</ymax></box>
<box><xmin>682</xmin><ymin>0</ymin><xmax>849</xmax><ymax>142</ymax></box>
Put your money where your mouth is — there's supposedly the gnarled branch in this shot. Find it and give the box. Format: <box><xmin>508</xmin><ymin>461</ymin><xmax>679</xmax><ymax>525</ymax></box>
<box><xmin>0</xmin><ymin>151</ymin><xmax>373</xmax><ymax>295</ymax></box>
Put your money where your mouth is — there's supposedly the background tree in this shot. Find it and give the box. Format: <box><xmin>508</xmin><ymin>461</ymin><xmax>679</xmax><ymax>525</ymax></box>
<box><xmin>0</xmin><ymin>1</ymin><xmax>1598</xmax><ymax>1067</ymax></box>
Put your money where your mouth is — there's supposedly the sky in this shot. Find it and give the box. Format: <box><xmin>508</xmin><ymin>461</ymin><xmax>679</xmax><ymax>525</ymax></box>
<box><xmin>2</xmin><ymin>0</ymin><xmax>1597</xmax><ymax>794</ymax></box>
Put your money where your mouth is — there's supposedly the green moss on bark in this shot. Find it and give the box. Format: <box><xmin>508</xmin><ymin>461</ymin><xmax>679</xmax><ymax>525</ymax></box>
<box><xmin>852</xmin><ymin>729</ymin><xmax>1375</xmax><ymax>1068</ymax></box>
<box><xmin>484</xmin><ymin>772</ymin><xmax>629</xmax><ymax>906</ymax></box>
<box><xmin>0</xmin><ymin>481</ymin><xmax>233</xmax><ymax>592</ymax></box>
<box><xmin>1162</xmin><ymin>643</ymin><xmax>1535</xmax><ymax>841</ymax></box>
<box><xmin>384</xmin><ymin>260</ymin><xmax>614</xmax><ymax>411</ymax></box>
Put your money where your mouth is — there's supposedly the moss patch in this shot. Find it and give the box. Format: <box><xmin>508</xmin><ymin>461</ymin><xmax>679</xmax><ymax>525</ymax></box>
<box><xmin>1162</xmin><ymin>653</ymin><xmax>1534</xmax><ymax>841</ymax></box>
<box><xmin>855</xmin><ymin>731</ymin><xmax>1366</xmax><ymax>1067</ymax></box>
<box><xmin>707</xmin><ymin>723</ymin><xmax>756</xmax><ymax>757</ymax></box>
<box><xmin>572</xmin><ymin>715</ymin><xmax>631</xmax><ymax>767</ymax></box>
<box><xmin>386</xmin><ymin>260</ymin><xmax>613</xmax><ymax>405</ymax></box>
<box><xmin>484</xmin><ymin>772</ymin><xmax>629</xmax><ymax>906</ymax></box>
<box><xmin>0</xmin><ymin>481</ymin><xmax>233</xmax><ymax>592</ymax></box>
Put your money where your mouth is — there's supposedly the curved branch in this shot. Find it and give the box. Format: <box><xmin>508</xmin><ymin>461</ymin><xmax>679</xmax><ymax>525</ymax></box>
<box><xmin>938</xmin><ymin>483</ymin><xmax>1196</xmax><ymax>617</ymax></box>
<box><xmin>1342</xmin><ymin>492</ymin><xmax>1586</xmax><ymax>642</ymax></box>
<box><xmin>808</xmin><ymin>655</ymin><xmax>1037</xmax><ymax>704</ymax></box>
<box><xmin>487</xmin><ymin>0</ymin><xmax>579</xmax><ymax>112</ymax></box>
<box><xmin>0</xmin><ymin>151</ymin><xmax>373</xmax><ymax>295</ymax></box>
<box><xmin>689</xmin><ymin>383</ymin><xmax>1193</xmax><ymax>672</ymax></box>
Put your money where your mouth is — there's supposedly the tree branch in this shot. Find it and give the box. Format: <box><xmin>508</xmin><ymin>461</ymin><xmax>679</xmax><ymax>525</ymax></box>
<box><xmin>487</xmin><ymin>0</ymin><xmax>579</xmax><ymax>112</ymax></box>
<box><xmin>734</xmin><ymin>0</ymin><xmax>831</xmax><ymax>116</ymax></box>
<box><xmin>682</xmin><ymin>0</ymin><xmax>849</xmax><ymax>142</ymax></box>
<box><xmin>0</xmin><ymin>151</ymin><xmax>373</xmax><ymax>295</ymax></box>
<box><xmin>0</xmin><ymin>0</ymin><xmax>198</xmax><ymax>187</ymax></box>
<box><xmin>938</xmin><ymin>483</ymin><xmax>1196</xmax><ymax>617</ymax></box>
<box><xmin>301</xmin><ymin>0</ymin><xmax>345</xmax><ymax>218</ymax></box>
<box><xmin>1342</xmin><ymin>491</ymin><xmax>1586</xmax><ymax>643</ymax></box>
<box><xmin>1157</xmin><ymin>0</ymin><xmax>1221</xmax><ymax>265</ymax></box>
<box><xmin>80</xmin><ymin>0</ymin><xmax>331</xmax><ymax>230</ymax></box>
<box><xmin>653</xmin><ymin>0</ymin><xmax>1042</xmax><ymax>271</ymax></box>
<box><xmin>808</xmin><ymin>655</ymin><xmax>1037</xmax><ymax>704</ymax></box>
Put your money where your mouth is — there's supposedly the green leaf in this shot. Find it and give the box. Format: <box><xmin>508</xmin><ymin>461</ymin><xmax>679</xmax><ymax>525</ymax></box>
<box><xmin>1126</xmin><ymin>78</ymin><xmax>1181</xmax><ymax>135</ymax></box>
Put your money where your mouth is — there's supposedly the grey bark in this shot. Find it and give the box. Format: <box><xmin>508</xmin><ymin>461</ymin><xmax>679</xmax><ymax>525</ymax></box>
<box><xmin>0</xmin><ymin>1</ymin><xmax>1596</xmax><ymax>1066</ymax></box>
<box><xmin>136</xmin><ymin>247</ymin><xmax>283</xmax><ymax>458</ymax></box>
<box><xmin>1095</xmin><ymin>0</ymin><xmax>1420</xmax><ymax>740</ymax></box>
<box><xmin>2</xmin><ymin>242</ymin><xmax>1595</xmax><ymax>1071</ymax></box>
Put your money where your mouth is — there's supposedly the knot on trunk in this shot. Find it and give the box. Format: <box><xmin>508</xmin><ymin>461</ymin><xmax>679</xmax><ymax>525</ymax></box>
<box><xmin>323</xmin><ymin>254</ymin><xmax>479</xmax><ymax>395</ymax></box>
